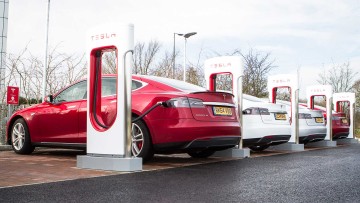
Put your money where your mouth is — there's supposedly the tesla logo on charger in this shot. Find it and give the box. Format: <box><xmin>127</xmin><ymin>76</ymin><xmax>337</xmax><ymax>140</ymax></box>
<box><xmin>210</xmin><ymin>62</ymin><xmax>232</xmax><ymax>68</ymax></box>
<box><xmin>91</xmin><ymin>33</ymin><xmax>117</xmax><ymax>41</ymax></box>
<box><xmin>271</xmin><ymin>78</ymin><xmax>291</xmax><ymax>84</ymax></box>
<box><xmin>337</xmin><ymin>95</ymin><xmax>350</xmax><ymax>99</ymax></box>
<box><xmin>309</xmin><ymin>88</ymin><xmax>326</xmax><ymax>93</ymax></box>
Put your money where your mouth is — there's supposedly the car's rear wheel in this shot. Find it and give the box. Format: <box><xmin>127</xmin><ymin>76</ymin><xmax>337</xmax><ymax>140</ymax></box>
<box><xmin>11</xmin><ymin>118</ymin><xmax>35</xmax><ymax>154</ymax></box>
<box><xmin>249</xmin><ymin>145</ymin><xmax>269</xmax><ymax>152</ymax></box>
<box><xmin>188</xmin><ymin>149</ymin><xmax>215</xmax><ymax>158</ymax></box>
<box><xmin>131</xmin><ymin>118</ymin><xmax>154</xmax><ymax>162</ymax></box>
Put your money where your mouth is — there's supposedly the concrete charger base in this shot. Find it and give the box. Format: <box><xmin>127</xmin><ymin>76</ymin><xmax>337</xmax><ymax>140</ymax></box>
<box><xmin>212</xmin><ymin>147</ymin><xmax>250</xmax><ymax>158</ymax></box>
<box><xmin>0</xmin><ymin>145</ymin><xmax>12</xmax><ymax>151</ymax></box>
<box><xmin>305</xmin><ymin>140</ymin><xmax>337</xmax><ymax>147</ymax></box>
<box><xmin>77</xmin><ymin>155</ymin><xmax>142</xmax><ymax>172</ymax></box>
<box><xmin>334</xmin><ymin>138</ymin><xmax>358</xmax><ymax>144</ymax></box>
<box><xmin>270</xmin><ymin>143</ymin><xmax>305</xmax><ymax>151</ymax></box>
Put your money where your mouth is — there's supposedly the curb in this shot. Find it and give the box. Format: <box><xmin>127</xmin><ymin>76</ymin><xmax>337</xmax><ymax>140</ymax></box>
<box><xmin>0</xmin><ymin>145</ymin><xmax>12</xmax><ymax>151</ymax></box>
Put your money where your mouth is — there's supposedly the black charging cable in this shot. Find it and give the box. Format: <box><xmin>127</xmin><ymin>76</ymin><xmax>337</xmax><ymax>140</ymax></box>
<box><xmin>132</xmin><ymin>102</ymin><xmax>167</xmax><ymax>123</ymax></box>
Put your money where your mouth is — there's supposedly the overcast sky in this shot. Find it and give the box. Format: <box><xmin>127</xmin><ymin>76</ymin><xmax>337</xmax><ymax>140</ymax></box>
<box><xmin>6</xmin><ymin>0</ymin><xmax>360</xmax><ymax>98</ymax></box>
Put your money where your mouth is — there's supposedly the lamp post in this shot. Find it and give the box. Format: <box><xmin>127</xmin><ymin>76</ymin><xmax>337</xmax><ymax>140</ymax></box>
<box><xmin>176</xmin><ymin>32</ymin><xmax>197</xmax><ymax>82</ymax></box>
<box><xmin>42</xmin><ymin>0</ymin><xmax>50</xmax><ymax>102</ymax></box>
<box><xmin>173</xmin><ymin>33</ymin><xmax>183</xmax><ymax>79</ymax></box>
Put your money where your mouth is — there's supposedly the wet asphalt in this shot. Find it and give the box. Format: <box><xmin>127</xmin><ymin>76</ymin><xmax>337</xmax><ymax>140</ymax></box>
<box><xmin>1</xmin><ymin>144</ymin><xmax>360</xmax><ymax>203</ymax></box>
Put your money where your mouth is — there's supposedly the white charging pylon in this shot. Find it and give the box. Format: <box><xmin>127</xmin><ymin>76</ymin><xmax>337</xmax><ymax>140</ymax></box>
<box><xmin>267</xmin><ymin>74</ymin><xmax>304</xmax><ymax>151</ymax></box>
<box><xmin>333</xmin><ymin>92</ymin><xmax>357</xmax><ymax>143</ymax></box>
<box><xmin>305</xmin><ymin>85</ymin><xmax>336</xmax><ymax>147</ymax></box>
<box><xmin>203</xmin><ymin>56</ymin><xmax>250</xmax><ymax>158</ymax></box>
<box><xmin>77</xmin><ymin>23</ymin><xmax>142</xmax><ymax>171</ymax></box>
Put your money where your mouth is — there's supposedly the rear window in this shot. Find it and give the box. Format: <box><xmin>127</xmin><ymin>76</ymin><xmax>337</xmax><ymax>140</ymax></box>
<box><xmin>141</xmin><ymin>75</ymin><xmax>206</xmax><ymax>92</ymax></box>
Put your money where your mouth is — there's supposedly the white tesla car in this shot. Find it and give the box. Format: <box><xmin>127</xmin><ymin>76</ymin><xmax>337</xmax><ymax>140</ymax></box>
<box><xmin>276</xmin><ymin>100</ymin><xmax>326</xmax><ymax>144</ymax></box>
<box><xmin>242</xmin><ymin>94</ymin><xmax>291</xmax><ymax>151</ymax></box>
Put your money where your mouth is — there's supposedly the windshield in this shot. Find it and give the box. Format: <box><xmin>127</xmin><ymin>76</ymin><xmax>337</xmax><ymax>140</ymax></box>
<box><xmin>141</xmin><ymin>75</ymin><xmax>206</xmax><ymax>92</ymax></box>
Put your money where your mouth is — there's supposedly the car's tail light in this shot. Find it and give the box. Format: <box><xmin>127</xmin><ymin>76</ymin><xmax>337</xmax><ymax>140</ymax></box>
<box><xmin>166</xmin><ymin>97</ymin><xmax>205</xmax><ymax>108</ymax></box>
<box><xmin>243</xmin><ymin>107</ymin><xmax>270</xmax><ymax>115</ymax></box>
<box><xmin>298</xmin><ymin>113</ymin><xmax>312</xmax><ymax>119</ymax></box>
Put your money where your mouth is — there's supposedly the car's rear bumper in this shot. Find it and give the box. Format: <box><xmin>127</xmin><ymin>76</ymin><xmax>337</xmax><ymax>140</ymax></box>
<box><xmin>333</xmin><ymin>132</ymin><xmax>349</xmax><ymax>139</ymax></box>
<box><xmin>299</xmin><ymin>125</ymin><xmax>326</xmax><ymax>144</ymax></box>
<box><xmin>153</xmin><ymin>136</ymin><xmax>240</xmax><ymax>152</ymax></box>
<box><xmin>300</xmin><ymin>134</ymin><xmax>326</xmax><ymax>144</ymax></box>
<box><xmin>243</xmin><ymin>135</ymin><xmax>291</xmax><ymax>147</ymax></box>
<box><xmin>333</xmin><ymin>127</ymin><xmax>349</xmax><ymax>139</ymax></box>
<box><xmin>146</xmin><ymin>118</ymin><xmax>241</xmax><ymax>144</ymax></box>
<box><xmin>242</xmin><ymin>123</ymin><xmax>291</xmax><ymax>140</ymax></box>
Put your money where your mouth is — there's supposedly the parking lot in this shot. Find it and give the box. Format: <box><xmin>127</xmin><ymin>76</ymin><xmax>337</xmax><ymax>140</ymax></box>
<box><xmin>0</xmin><ymin>141</ymin><xmax>355</xmax><ymax>188</ymax></box>
<box><xmin>0</xmin><ymin>141</ymin><xmax>359</xmax><ymax>202</ymax></box>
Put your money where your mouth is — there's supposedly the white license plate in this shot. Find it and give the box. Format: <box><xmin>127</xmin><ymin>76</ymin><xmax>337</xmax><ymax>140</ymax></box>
<box><xmin>275</xmin><ymin>113</ymin><xmax>286</xmax><ymax>120</ymax></box>
<box><xmin>341</xmin><ymin>118</ymin><xmax>348</xmax><ymax>124</ymax></box>
<box><xmin>213</xmin><ymin>107</ymin><xmax>232</xmax><ymax>116</ymax></box>
<box><xmin>315</xmin><ymin>117</ymin><xmax>324</xmax><ymax>123</ymax></box>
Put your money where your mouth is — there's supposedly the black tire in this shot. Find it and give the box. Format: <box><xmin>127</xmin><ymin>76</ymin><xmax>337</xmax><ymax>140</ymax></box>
<box><xmin>11</xmin><ymin>118</ymin><xmax>35</xmax><ymax>154</ymax></box>
<box><xmin>131</xmin><ymin>117</ymin><xmax>154</xmax><ymax>162</ymax></box>
<box><xmin>249</xmin><ymin>145</ymin><xmax>269</xmax><ymax>152</ymax></box>
<box><xmin>188</xmin><ymin>149</ymin><xmax>215</xmax><ymax>158</ymax></box>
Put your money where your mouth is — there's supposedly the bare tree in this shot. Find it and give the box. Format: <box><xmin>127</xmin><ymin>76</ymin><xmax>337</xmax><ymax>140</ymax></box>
<box><xmin>352</xmin><ymin>79</ymin><xmax>360</xmax><ymax>129</ymax></box>
<box><xmin>151</xmin><ymin>50</ymin><xmax>176</xmax><ymax>79</ymax></box>
<box><xmin>317</xmin><ymin>61</ymin><xmax>357</xmax><ymax>93</ymax></box>
<box><xmin>226</xmin><ymin>48</ymin><xmax>276</xmax><ymax>97</ymax></box>
<box><xmin>133</xmin><ymin>40</ymin><xmax>161</xmax><ymax>75</ymax></box>
<box><xmin>4</xmin><ymin>44</ymin><xmax>87</xmax><ymax>104</ymax></box>
<box><xmin>102</xmin><ymin>51</ymin><xmax>116</xmax><ymax>74</ymax></box>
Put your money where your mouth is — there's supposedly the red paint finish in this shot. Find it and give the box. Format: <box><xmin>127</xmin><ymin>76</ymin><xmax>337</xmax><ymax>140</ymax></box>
<box><xmin>6</xmin><ymin>75</ymin><xmax>241</xmax><ymax>152</ymax></box>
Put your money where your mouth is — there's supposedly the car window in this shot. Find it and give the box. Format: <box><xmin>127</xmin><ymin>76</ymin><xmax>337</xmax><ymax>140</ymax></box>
<box><xmin>55</xmin><ymin>78</ymin><xmax>143</xmax><ymax>102</ymax></box>
<box><xmin>140</xmin><ymin>75</ymin><xmax>206</xmax><ymax>92</ymax></box>
<box><xmin>55</xmin><ymin>81</ymin><xmax>87</xmax><ymax>102</ymax></box>
<box><xmin>101</xmin><ymin>77</ymin><xmax>144</xmax><ymax>95</ymax></box>
<box><xmin>132</xmin><ymin>80</ymin><xmax>143</xmax><ymax>90</ymax></box>
<box><xmin>102</xmin><ymin>78</ymin><xmax>116</xmax><ymax>96</ymax></box>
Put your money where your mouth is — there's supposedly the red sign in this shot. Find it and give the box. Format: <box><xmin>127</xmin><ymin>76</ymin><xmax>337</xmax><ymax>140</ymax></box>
<box><xmin>7</xmin><ymin>86</ymin><xmax>19</xmax><ymax>105</ymax></box>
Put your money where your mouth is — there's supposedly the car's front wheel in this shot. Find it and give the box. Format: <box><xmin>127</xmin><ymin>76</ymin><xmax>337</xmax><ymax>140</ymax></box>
<box><xmin>131</xmin><ymin>118</ymin><xmax>154</xmax><ymax>162</ymax></box>
<box><xmin>249</xmin><ymin>145</ymin><xmax>269</xmax><ymax>152</ymax></box>
<box><xmin>11</xmin><ymin>118</ymin><xmax>35</xmax><ymax>154</ymax></box>
<box><xmin>188</xmin><ymin>149</ymin><xmax>215</xmax><ymax>158</ymax></box>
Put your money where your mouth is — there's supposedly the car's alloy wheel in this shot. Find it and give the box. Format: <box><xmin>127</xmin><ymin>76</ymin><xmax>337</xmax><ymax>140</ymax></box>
<box><xmin>131</xmin><ymin>118</ymin><xmax>154</xmax><ymax>162</ymax></box>
<box><xmin>11</xmin><ymin>118</ymin><xmax>35</xmax><ymax>154</ymax></box>
<box><xmin>131</xmin><ymin>123</ymin><xmax>144</xmax><ymax>156</ymax></box>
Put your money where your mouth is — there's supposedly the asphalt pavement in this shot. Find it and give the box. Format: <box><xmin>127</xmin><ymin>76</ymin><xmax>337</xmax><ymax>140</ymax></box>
<box><xmin>1</xmin><ymin>143</ymin><xmax>360</xmax><ymax>203</ymax></box>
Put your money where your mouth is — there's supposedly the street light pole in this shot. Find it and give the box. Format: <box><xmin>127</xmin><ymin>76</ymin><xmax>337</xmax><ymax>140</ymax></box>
<box><xmin>173</xmin><ymin>33</ymin><xmax>183</xmax><ymax>79</ymax></box>
<box><xmin>173</xmin><ymin>33</ymin><xmax>176</xmax><ymax>79</ymax></box>
<box><xmin>42</xmin><ymin>0</ymin><xmax>50</xmax><ymax>102</ymax></box>
<box><xmin>183</xmin><ymin>38</ymin><xmax>187</xmax><ymax>82</ymax></box>
<box><xmin>180</xmin><ymin>32</ymin><xmax>197</xmax><ymax>82</ymax></box>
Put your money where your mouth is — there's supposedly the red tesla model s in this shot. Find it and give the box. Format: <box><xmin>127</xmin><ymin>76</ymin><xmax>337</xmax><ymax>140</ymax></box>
<box><xmin>6</xmin><ymin>75</ymin><xmax>241</xmax><ymax>161</ymax></box>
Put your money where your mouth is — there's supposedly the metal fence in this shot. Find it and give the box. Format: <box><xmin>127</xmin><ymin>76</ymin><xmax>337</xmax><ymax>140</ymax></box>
<box><xmin>0</xmin><ymin>104</ymin><xmax>7</xmax><ymax>145</ymax></box>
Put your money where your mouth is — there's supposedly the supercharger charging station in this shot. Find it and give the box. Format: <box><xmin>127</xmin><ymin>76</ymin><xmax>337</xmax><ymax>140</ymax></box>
<box><xmin>305</xmin><ymin>85</ymin><xmax>336</xmax><ymax>147</ymax></box>
<box><xmin>333</xmin><ymin>92</ymin><xmax>357</xmax><ymax>144</ymax></box>
<box><xmin>77</xmin><ymin>23</ymin><xmax>142</xmax><ymax>171</ymax></box>
<box><xmin>203</xmin><ymin>56</ymin><xmax>250</xmax><ymax>158</ymax></box>
<box><xmin>267</xmin><ymin>74</ymin><xmax>304</xmax><ymax>151</ymax></box>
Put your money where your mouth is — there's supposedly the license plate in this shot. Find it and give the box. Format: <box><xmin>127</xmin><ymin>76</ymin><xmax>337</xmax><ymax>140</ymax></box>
<box><xmin>315</xmin><ymin>117</ymin><xmax>324</xmax><ymax>123</ymax></box>
<box><xmin>341</xmin><ymin>118</ymin><xmax>348</xmax><ymax>124</ymax></box>
<box><xmin>275</xmin><ymin>113</ymin><xmax>286</xmax><ymax>120</ymax></box>
<box><xmin>213</xmin><ymin>107</ymin><xmax>232</xmax><ymax>116</ymax></box>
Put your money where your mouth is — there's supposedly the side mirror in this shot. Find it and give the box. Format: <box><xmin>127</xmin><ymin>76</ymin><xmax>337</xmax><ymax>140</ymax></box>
<box><xmin>45</xmin><ymin>95</ymin><xmax>53</xmax><ymax>103</ymax></box>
